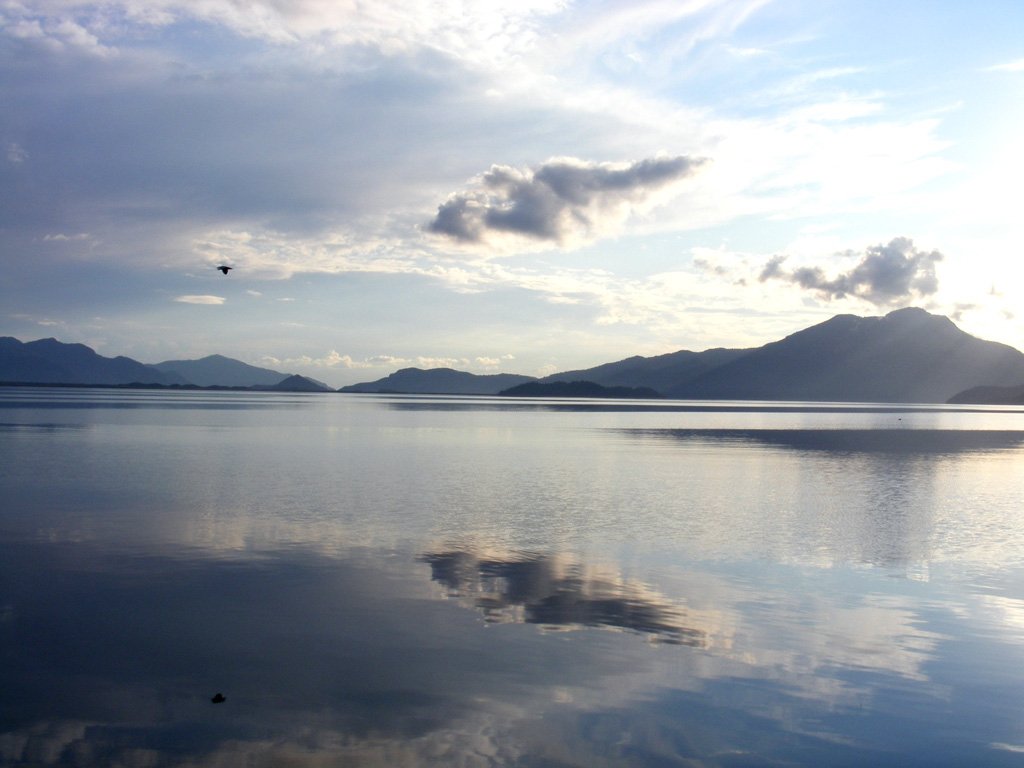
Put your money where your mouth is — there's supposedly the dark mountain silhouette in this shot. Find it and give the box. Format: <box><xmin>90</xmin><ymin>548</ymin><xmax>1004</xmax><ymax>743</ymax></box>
<box><xmin>499</xmin><ymin>380</ymin><xmax>662</xmax><ymax>399</ymax></box>
<box><xmin>153</xmin><ymin>354</ymin><xmax>288</xmax><ymax>387</ymax></box>
<box><xmin>0</xmin><ymin>337</ymin><xmax>183</xmax><ymax>386</ymax></box>
<box><xmin>667</xmin><ymin>307</ymin><xmax>1024</xmax><ymax>403</ymax></box>
<box><xmin>540</xmin><ymin>347</ymin><xmax>749</xmax><ymax>392</ymax></box>
<box><xmin>338</xmin><ymin>367</ymin><xmax>536</xmax><ymax>395</ymax></box>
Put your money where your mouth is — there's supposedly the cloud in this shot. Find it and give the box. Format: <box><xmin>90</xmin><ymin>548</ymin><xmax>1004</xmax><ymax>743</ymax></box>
<box><xmin>11</xmin><ymin>313</ymin><xmax>65</xmax><ymax>327</ymax></box>
<box><xmin>757</xmin><ymin>237</ymin><xmax>943</xmax><ymax>307</ymax></box>
<box><xmin>260</xmin><ymin>352</ymin><xmax>411</xmax><ymax>370</ymax></box>
<box><xmin>949</xmin><ymin>302</ymin><xmax>978</xmax><ymax>322</ymax></box>
<box><xmin>475</xmin><ymin>354</ymin><xmax>514</xmax><ymax>368</ymax></box>
<box><xmin>6</xmin><ymin>142</ymin><xmax>28</xmax><ymax>163</ymax></box>
<box><xmin>427</xmin><ymin>155</ymin><xmax>707</xmax><ymax>248</ymax></box>
<box><xmin>0</xmin><ymin>0</ymin><xmax>565</xmax><ymax>65</ymax></box>
<box><xmin>988</xmin><ymin>58</ymin><xmax>1024</xmax><ymax>72</ymax></box>
<box><xmin>415</xmin><ymin>356</ymin><xmax>471</xmax><ymax>369</ymax></box>
<box><xmin>173</xmin><ymin>294</ymin><xmax>226</xmax><ymax>305</ymax></box>
<box><xmin>423</xmin><ymin>550</ymin><xmax>710</xmax><ymax>645</ymax></box>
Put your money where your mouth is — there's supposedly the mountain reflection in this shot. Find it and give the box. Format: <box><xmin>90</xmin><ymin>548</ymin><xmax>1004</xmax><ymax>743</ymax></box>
<box><xmin>422</xmin><ymin>550</ymin><xmax>708</xmax><ymax>646</ymax></box>
<box><xmin>625</xmin><ymin>428</ymin><xmax>1024</xmax><ymax>455</ymax></box>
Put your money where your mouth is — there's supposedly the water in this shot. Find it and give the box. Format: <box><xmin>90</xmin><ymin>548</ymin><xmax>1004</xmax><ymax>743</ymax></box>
<box><xmin>3</xmin><ymin>388</ymin><xmax>1024</xmax><ymax>766</ymax></box>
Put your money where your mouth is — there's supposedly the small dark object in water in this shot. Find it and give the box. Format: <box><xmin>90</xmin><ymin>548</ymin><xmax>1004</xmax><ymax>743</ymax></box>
<box><xmin>211</xmin><ymin>693</ymin><xmax>226</xmax><ymax>703</ymax></box>
<box><xmin>215</xmin><ymin>266</ymin><xmax>233</xmax><ymax>275</ymax></box>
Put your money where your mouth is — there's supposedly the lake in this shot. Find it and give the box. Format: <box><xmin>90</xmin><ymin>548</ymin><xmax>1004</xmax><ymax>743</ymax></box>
<box><xmin>3</xmin><ymin>388</ymin><xmax>1024</xmax><ymax>766</ymax></box>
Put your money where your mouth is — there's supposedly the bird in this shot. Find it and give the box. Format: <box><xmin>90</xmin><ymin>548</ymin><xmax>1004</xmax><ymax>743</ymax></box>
<box><xmin>211</xmin><ymin>693</ymin><xmax>226</xmax><ymax>704</ymax></box>
<box><xmin>215</xmin><ymin>265</ymin><xmax>233</xmax><ymax>275</ymax></box>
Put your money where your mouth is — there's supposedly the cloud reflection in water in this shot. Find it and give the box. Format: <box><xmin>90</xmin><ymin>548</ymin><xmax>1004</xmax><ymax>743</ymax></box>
<box><xmin>423</xmin><ymin>550</ymin><xmax>710</xmax><ymax>646</ymax></box>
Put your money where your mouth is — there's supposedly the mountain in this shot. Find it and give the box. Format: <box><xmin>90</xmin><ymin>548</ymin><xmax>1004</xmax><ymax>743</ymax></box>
<box><xmin>668</xmin><ymin>307</ymin><xmax>1024</xmax><ymax>403</ymax></box>
<box><xmin>0</xmin><ymin>337</ymin><xmax>182</xmax><ymax>386</ymax></box>
<box><xmin>153</xmin><ymin>354</ymin><xmax>288</xmax><ymax>387</ymax></box>
<box><xmin>262</xmin><ymin>374</ymin><xmax>334</xmax><ymax>392</ymax></box>
<box><xmin>338</xmin><ymin>367</ymin><xmax>536</xmax><ymax>395</ymax></box>
<box><xmin>500</xmin><ymin>380</ymin><xmax>662</xmax><ymax>399</ymax></box>
<box><xmin>540</xmin><ymin>347</ymin><xmax>750</xmax><ymax>392</ymax></box>
<box><xmin>947</xmin><ymin>384</ymin><xmax>1024</xmax><ymax>405</ymax></box>
<box><xmin>336</xmin><ymin>308</ymin><xmax>1024</xmax><ymax>403</ymax></box>
<box><xmin>6</xmin><ymin>308</ymin><xmax>1024</xmax><ymax>403</ymax></box>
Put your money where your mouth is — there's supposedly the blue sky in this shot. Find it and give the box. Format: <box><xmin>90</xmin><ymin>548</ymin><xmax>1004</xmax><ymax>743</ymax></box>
<box><xmin>2</xmin><ymin>0</ymin><xmax>1023</xmax><ymax>386</ymax></box>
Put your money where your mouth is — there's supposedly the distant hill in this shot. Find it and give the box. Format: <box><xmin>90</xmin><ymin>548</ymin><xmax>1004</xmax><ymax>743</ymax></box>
<box><xmin>261</xmin><ymin>374</ymin><xmax>334</xmax><ymax>393</ymax></box>
<box><xmin>500</xmin><ymin>380</ymin><xmax>662</xmax><ymax>399</ymax></box>
<box><xmin>153</xmin><ymin>354</ymin><xmax>288</xmax><ymax>387</ymax></box>
<box><xmin>0</xmin><ymin>338</ymin><xmax>303</xmax><ymax>389</ymax></box>
<box><xmin>668</xmin><ymin>307</ymin><xmax>1024</xmax><ymax>403</ymax></box>
<box><xmin>338</xmin><ymin>367</ymin><xmax>536</xmax><ymax>395</ymax></box>
<box><xmin>0</xmin><ymin>337</ymin><xmax>182</xmax><ymax>386</ymax></box>
<box><xmin>541</xmin><ymin>347</ymin><xmax>749</xmax><ymax>392</ymax></box>
<box><xmin>947</xmin><ymin>384</ymin><xmax>1024</xmax><ymax>405</ymax></box>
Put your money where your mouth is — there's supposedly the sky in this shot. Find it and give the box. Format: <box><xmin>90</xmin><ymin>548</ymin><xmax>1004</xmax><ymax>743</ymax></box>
<box><xmin>2</xmin><ymin>0</ymin><xmax>1024</xmax><ymax>387</ymax></box>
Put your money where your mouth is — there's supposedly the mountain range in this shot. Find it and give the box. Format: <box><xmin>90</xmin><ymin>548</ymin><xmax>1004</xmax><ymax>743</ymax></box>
<box><xmin>0</xmin><ymin>337</ymin><xmax>332</xmax><ymax>391</ymax></box>
<box><xmin>4</xmin><ymin>308</ymin><xmax>1024</xmax><ymax>402</ymax></box>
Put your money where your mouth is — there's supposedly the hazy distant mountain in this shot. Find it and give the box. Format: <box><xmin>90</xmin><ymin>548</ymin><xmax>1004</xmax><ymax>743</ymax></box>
<box><xmin>540</xmin><ymin>347</ymin><xmax>750</xmax><ymax>392</ymax></box>
<box><xmin>500</xmin><ymin>381</ymin><xmax>662</xmax><ymax>399</ymax></box>
<box><xmin>0</xmin><ymin>337</ymin><xmax>182</xmax><ymax>386</ymax></box>
<box><xmin>261</xmin><ymin>374</ymin><xmax>334</xmax><ymax>392</ymax></box>
<box><xmin>153</xmin><ymin>354</ymin><xmax>288</xmax><ymax>387</ymax></box>
<box><xmin>947</xmin><ymin>384</ymin><xmax>1024</xmax><ymax>405</ymax></box>
<box><xmin>338</xmin><ymin>367</ymin><xmax>536</xmax><ymax>395</ymax></box>
<box><xmin>669</xmin><ymin>307</ymin><xmax>1024</xmax><ymax>403</ymax></box>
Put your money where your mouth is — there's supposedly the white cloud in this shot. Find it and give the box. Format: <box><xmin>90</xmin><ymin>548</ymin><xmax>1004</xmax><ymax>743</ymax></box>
<box><xmin>0</xmin><ymin>0</ymin><xmax>568</xmax><ymax>65</ymax></box>
<box><xmin>173</xmin><ymin>294</ymin><xmax>225</xmax><ymax>305</ymax></box>
<box><xmin>988</xmin><ymin>58</ymin><xmax>1024</xmax><ymax>72</ymax></box>
<box><xmin>475</xmin><ymin>354</ymin><xmax>515</xmax><ymax>368</ymax></box>
<box><xmin>415</xmin><ymin>356</ymin><xmax>470</xmax><ymax>369</ymax></box>
<box><xmin>261</xmin><ymin>352</ymin><xmax>411</xmax><ymax>370</ymax></box>
<box><xmin>5</xmin><ymin>142</ymin><xmax>28</xmax><ymax>163</ymax></box>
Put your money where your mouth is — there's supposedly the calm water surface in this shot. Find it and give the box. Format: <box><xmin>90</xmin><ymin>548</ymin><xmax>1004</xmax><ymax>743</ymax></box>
<box><xmin>3</xmin><ymin>388</ymin><xmax>1024</xmax><ymax>766</ymax></box>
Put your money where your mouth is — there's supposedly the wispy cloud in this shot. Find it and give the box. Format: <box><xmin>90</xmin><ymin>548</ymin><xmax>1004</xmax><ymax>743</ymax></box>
<box><xmin>0</xmin><ymin>0</ymin><xmax>566</xmax><ymax>64</ymax></box>
<box><xmin>758</xmin><ymin>237</ymin><xmax>943</xmax><ymax>307</ymax></box>
<box><xmin>475</xmin><ymin>355</ymin><xmax>515</xmax><ymax>368</ymax></box>
<box><xmin>988</xmin><ymin>58</ymin><xmax>1024</xmax><ymax>72</ymax></box>
<box><xmin>6</xmin><ymin>142</ymin><xmax>28</xmax><ymax>163</ymax></box>
<box><xmin>173</xmin><ymin>295</ymin><xmax>226</xmax><ymax>305</ymax></box>
<box><xmin>427</xmin><ymin>155</ymin><xmax>707</xmax><ymax>249</ymax></box>
<box><xmin>261</xmin><ymin>351</ymin><xmax>410</xmax><ymax>370</ymax></box>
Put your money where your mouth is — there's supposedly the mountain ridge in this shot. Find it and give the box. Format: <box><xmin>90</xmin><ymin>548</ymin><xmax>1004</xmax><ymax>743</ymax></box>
<box><xmin>153</xmin><ymin>354</ymin><xmax>290</xmax><ymax>388</ymax></box>
<box><xmin>6</xmin><ymin>308</ymin><xmax>1024</xmax><ymax>402</ymax></box>
<box><xmin>668</xmin><ymin>307</ymin><xmax>1024</xmax><ymax>402</ymax></box>
<box><xmin>338</xmin><ymin>367</ymin><xmax>536</xmax><ymax>395</ymax></box>
<box><xmin>0</xmin><ymin>337</ymin><xmax>310</xmax><ymax>390</ymax></box>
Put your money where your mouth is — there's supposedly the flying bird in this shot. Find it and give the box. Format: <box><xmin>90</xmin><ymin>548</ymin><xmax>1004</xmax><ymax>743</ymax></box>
<box><xmin>211</xmin><ymin>693</ymin><xmax>226</xmax><ymax>703</ymax></box>
<box><xmin>215</xmin><ymin>265</ymin><xmax>233</xmax><ymax>275</ymax></box>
